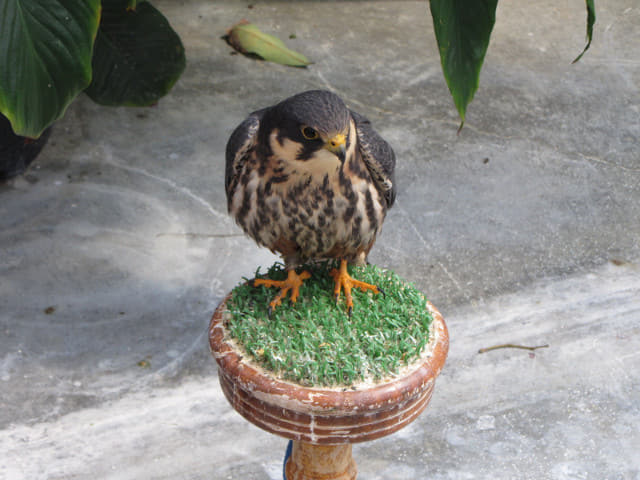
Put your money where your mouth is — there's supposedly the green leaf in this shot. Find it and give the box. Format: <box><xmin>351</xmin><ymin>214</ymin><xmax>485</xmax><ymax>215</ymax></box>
<box><xmin>225</xmin><ymin>21</ymin><xmax>312</xmax><ymax>68</ymax></box>
<box><xmin>572</xmin><ymin>0</ymin><xmax>596</xmax><ymax>64</ymax></box>
<box><xmin>430</xmin><ymin>0</ymin><xmax>498</xmax><ymax>130</ymax></box>
<box><xmin>85</xmin><ymin>0</ymin><xmax>186</xmax><ymax>107</ymax></box>
<box><xmin>0</xmin><ymin>0</ymin><xmax>100</xmax><ymax>138</ymax></box>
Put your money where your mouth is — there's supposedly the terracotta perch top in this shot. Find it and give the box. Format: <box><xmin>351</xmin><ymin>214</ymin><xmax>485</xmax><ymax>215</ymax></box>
<box><xmin>209</xmin><ymin>294</ymin><xmax>449</xmax><ymax>445</ymax></box>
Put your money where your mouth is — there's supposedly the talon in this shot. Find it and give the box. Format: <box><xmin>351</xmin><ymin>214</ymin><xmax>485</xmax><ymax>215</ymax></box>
<box><xmin>378</xmin><ymin>286</ymin><xmax>386</xmax><ymax>299</ymax></box>
<box><xmin>252</xmin><ymin>269</ymin><xmax>310</xmax><ymax>315</ymax></box>
<box><xmin>330</xmin><ymin>259</ymin><xmax>383</xmax><ymax>315</ymax></box>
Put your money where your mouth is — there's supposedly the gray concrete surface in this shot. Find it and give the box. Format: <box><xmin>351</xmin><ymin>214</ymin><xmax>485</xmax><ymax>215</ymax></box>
<box><xmin>1</xmin><ymin>0</ymin><xmax>639</xmax><ymax>479</ymax></box>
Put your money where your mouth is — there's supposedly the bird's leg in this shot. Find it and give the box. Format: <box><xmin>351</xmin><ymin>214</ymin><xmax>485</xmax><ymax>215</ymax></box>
<box><xmin>253</xmin><ymin>269</ymin><xmax>312</xmax><ymax>316</ymax></box>
<box><xmin>330</xmin><ymin>259</ymin><xmax>383</xmax><ymax>316</ymax></box>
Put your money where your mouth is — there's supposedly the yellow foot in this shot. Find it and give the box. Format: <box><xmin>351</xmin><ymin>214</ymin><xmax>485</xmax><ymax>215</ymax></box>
<box><xmin>330</xmin><ymin>259</ymin><xmax>384</xmax><ymax>316</ymax></box>
<box><xmin>253</xmin><ymin>269</ymin><xmax>311</xmax><ymax>316</ymax></box>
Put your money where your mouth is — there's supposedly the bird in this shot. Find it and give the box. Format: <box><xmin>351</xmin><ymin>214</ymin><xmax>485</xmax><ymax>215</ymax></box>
<box><xmin>225</xmin><ymin>90</ymin><xmax>396</xmax><ymax>316</ymax></box>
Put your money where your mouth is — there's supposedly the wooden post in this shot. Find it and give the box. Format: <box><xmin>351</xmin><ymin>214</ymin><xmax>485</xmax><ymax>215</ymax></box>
<box><xmin>285</xmin><ymin>442</ymin><xmax>357</xmax><ymax>480</ymax></box>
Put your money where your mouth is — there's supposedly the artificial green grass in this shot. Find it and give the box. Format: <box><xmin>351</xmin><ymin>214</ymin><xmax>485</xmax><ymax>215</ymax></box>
<box><xmin>225</xmin><ymin>261</ymin><xmax>434</xmax><ymax>387</ymax></box>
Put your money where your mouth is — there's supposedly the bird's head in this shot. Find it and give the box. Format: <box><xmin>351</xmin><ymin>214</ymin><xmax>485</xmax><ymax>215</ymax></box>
<box><xmin>263</xmin><ymin>90</ymin><xmax>353</xmax><ymax>168</ymax></box>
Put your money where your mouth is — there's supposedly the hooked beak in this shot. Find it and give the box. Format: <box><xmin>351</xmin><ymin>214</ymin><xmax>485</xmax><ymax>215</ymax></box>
<box><xmin>325</xmin><ymin>133</ymin><xmax>347</xmax><ymax>162</ymax></box>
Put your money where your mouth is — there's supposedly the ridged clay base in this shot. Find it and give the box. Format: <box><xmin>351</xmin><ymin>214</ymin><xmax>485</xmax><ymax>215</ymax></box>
<box><xmin>209</xmin><ymin>292</ymin><xmax>449</xmax><ymax>446</ymax></box>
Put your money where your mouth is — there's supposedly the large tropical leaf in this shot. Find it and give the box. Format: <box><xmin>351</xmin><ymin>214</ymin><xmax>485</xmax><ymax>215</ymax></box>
<box><xmin>430</xmin><ymin>0</ymin><xmax>498</xmax><ymax>131</ymax></box>
<box><xmin>573</xmin><ymin>0</ymin><xmax>596</xmax><ymax>63</ymax></box>
<box><xmin>85</xmin><ymin>0</ymin><xmax>186</xmax><ymax>107</ymax></box>
<box><xmin>0</xmin><ymin>0</ymin><xmax>100</xmax><ymax>138</ymax></box>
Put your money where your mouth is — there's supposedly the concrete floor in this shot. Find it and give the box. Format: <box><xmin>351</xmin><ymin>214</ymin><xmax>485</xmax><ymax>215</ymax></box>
<box><xmin>1</xmin><ymin>0</ymin><xmax>639</xmax><ymax>478</ymax></box>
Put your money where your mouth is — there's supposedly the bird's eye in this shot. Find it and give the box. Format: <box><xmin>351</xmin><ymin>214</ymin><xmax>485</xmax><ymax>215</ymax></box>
<box><xmin>301</xmin><ymin>126</ymin><xmax>319</xmax><ymax>140</ymax></box>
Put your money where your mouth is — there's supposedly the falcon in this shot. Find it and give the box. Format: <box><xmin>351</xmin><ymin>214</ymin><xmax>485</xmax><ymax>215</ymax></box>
<box><xmin>225</xmin><ymin>90</ymin><xmax>396</xmax><ymax>315</ymax></box>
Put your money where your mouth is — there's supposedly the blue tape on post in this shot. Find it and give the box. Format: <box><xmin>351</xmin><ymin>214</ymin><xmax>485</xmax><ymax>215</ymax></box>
<box><xmin>282</xmin><ymin>440</ymin><xmax>293</xmax><ymax>480</ymax></box>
